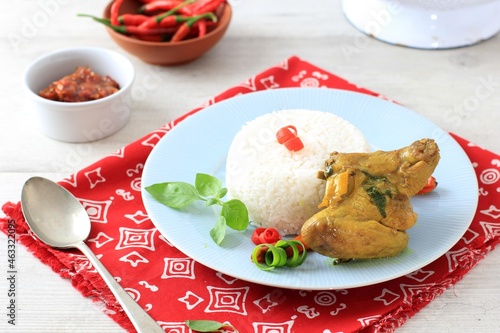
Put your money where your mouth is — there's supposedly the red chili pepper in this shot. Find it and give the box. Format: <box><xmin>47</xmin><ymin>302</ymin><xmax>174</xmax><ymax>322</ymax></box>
<box><xmin>135</xmin><ymin>34</ymin><xmax>169</xmax><ymax>42</ymax></box>
<box><xmin>177</xmin><ymin>2</ymin><xmax>196</xmax><ymax>15</ymax></box>
<box><xmin>158</xmin><ymin>15</ymin><xmax>186</xmax><ymax>28</ymax></box>
<box><xmin>184</xmin><ymin>20</ymin><xmax>216</xmax><ymax>39</ymax></box>
<box><xmin>118</xmin><ymin>14</ymin><xmax>150</xmax><ymax>26</ymax></box>
<box><xmin>251</xmin><ymin>227</ymin><xmax>282</xmax><ymax>245</ymax></box>
<box><xmin>78</xmin><ymin>14</ymin><xmax>179</xmax><ymax>36</ymax></box>
<box><xmin>171</xmin><ymin>12</ymin><xmax>216</xmax><ymax>42</ymax></box>
<box><xmin>192</xmin><ymin>0</ymin><xmax>226</xmax><ymax>15</ymax></box>
<box><xmin>417</xmin><ymin>176</ymin><xmax>438</xmax><ymax>194</ymax></box>
<box><xmin>196</xmin><ymin>19</ymin><xmax>207</xmax><ymax>37</ymax></box>
<box><xmin>110</xmin><ymin>0</ymin><xmax>124</xmax><ymax>26</ymax></box>
<box><xmin>276</xmin><ymin>125</ymin><xmax>298</xmax><ymax>144</ymax></box>
<box><xmin>170</xmin><ymin>21</ymin><xmax>192</xmax><ymax>41</ymax></box>
<box><xmin>138</xmin><ymin>0</ymin><xmax>195</xmax><ymax>29</ymax></box>
<box><xmin>138</xmin><ymin>0</ymin><xmax>183</xmax><ymax>14</ymax></box>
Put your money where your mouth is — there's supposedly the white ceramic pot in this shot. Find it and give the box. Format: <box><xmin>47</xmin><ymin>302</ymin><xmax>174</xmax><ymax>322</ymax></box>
<box><xmin>342</xmin><ymin>0</ymin><xmax>500</xmax><ymax>49</ymax></box>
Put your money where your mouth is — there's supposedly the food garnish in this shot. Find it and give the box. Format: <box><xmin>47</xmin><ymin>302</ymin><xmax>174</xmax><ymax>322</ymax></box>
<box><xmin>185</xmin><ymin>319</ymin><xmax>238</xmax><ymax>332</ymax></box>
<box><xmin>417</xmin><ymin>176</ymin><xmax>438</xmax><ymax>194</ymax></box>
<box><xmin>276</xmin><ymin>125</ymin><xmax>304</xmax><ymax>151</ymax></box>
<box><xmin>250</xmin><ymin>229</ymin><xmax>310</xmax><ymax>270</ymax></box>
<box><xmin>145</xmin><ymin>173</ymin><xmax>248</xmax><ymax>245</ymax></box>
<box><xmin>251</xmin><ymin>227</ymin><xmax>282</xmax><ymax>245</ymax></box>
<box><xmin>292</xmin><ymin>234</ymin><xmax>311</xmax><ymax>251</ymax></box>
<box><xmin>251</xmin><ymin>240</ymin><xmax>308</xmax><ymax>270</ymax></box>
<box><xmin>283</xmin><ymin>136</ymin><xmax>304</xmax><ymax>152</ymax></box>
<box><xmin>276</xmin><ymin>125</ymin><xmax>297</xmax><ymax>144</ymax></box>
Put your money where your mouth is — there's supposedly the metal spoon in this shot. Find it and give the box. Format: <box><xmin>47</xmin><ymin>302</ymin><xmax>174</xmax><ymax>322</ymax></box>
<box><xmin>21</xmin><ymin>176</ymin><xmax>165</xmax><ymax>333</ymax></box>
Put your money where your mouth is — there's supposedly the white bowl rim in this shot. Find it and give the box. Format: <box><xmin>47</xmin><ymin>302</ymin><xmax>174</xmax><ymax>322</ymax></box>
<box><xmin>23</xmin><ymin>46</ymin><xmax>135</xmax><ymax>109</ymax></box>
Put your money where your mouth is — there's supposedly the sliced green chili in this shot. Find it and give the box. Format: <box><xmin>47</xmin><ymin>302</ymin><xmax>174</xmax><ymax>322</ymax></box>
<box><xmin>251</xmin><ymin>240</ymin><xmax>308</xmax><ymax>270</ymax></box>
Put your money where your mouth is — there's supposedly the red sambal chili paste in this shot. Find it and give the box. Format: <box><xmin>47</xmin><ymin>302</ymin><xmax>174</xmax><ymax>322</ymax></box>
<box><xmin>39</xmin><ymin>66</ymin><xmax>120</xmax><ymax>102</ymax></box>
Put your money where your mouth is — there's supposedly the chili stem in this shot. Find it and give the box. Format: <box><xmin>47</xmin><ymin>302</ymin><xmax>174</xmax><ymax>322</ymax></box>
<box><xmin>78</xmin><ymin>14</ymin><xmax>184</xmax><ymax>36</ymax></box>
<box><xmin>155</xmin><ymin>0</ymin><xmax>196</xmax><ymax>23</ymax></box>
<box><xmin>171</xmin><ymin>12</ymin><xmax>217</xmax><ymax>42</ymax></box>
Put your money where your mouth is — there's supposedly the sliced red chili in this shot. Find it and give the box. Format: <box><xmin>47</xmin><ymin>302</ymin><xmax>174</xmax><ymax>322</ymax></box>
<box><xmin>251</xmin><ymin>228</ymin><xmax>264</xmax><ymax>245</ymax></box>
<box><xmin>258</xmin><ymin>227</ymin><xmax>281</xmax><ymax>244</ymax></box>
<box><xmin>417</xmin><ymin>176</ymin><xmax>438</xmax><ymax>194</ymax></box>
<box><xmin>283</xmin><ymin>136</ymin><xmax>304</xmax><ymax>152</ymax></box>
<box><xmin>276</xmin><ymin>125</ymin><xmax>304</xmax><ymax>151</ymax></box>
<box><xmin>292</xmin><ymin>234</ymin><xmax>311</xmax><ymax>251</ymax></box>
<box><xmin>276</xmin><ymin>125</ymin><xmax>298</xmax><ymax>144</ymax></box>
<box><xmin>251</xmin><ymin>227</ymin><xmax>282</xmax><ymax>245</ymax></box>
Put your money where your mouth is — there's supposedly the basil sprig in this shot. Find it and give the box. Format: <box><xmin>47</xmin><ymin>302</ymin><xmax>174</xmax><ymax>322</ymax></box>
<box><xmin>145</xmin><ymin>173</ymin><xmax>249</xmax><ymax>245</ymax></box>
<box><xmin>185</xmin><ymin>319</ymin><xmax>238</xmax><ymax>332</ymax></box>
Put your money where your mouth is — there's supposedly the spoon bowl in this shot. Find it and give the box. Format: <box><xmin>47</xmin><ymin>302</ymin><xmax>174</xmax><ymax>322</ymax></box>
<box><xmin>21</xmin><ymin>176</ymin><xmax>164</xmax><ymax>333</ymax></box>
<box><xmin>21</xmin><ymin>176</ymin><xmax>90</xmax><ymax>248</ymax></box>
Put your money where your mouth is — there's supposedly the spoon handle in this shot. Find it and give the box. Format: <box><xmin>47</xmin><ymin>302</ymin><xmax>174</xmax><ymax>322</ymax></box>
<box><xmin>76</xmin><ymin>242</ymin><xmax>165</xmax><ymax>333</ymax></box>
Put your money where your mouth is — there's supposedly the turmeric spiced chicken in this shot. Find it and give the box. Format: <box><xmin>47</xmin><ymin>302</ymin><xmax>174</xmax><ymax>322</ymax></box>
<box><xmin>301</xmin><ymin>138</ymin><xmax>440</xmax><ymax>260</ymax></box>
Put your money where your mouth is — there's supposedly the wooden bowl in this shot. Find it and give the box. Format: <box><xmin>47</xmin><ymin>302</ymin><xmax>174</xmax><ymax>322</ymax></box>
<box><xmin>103</xmin><ymin>0</ymin><xmax>231</xmax><ymax>65</ymax></box>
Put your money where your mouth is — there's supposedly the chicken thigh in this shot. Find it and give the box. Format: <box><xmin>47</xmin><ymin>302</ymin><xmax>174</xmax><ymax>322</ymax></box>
<box><xmin>301</xmin><ymin>138</ymin><xmax>440</xmax><ymax>260</ymax></box>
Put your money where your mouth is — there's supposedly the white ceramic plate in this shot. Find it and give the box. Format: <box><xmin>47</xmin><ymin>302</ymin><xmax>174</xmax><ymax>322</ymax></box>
<box><xmin>141</xmin><ymin>88</ymin><xmax>478</xmax><ymax>290</ymax></box>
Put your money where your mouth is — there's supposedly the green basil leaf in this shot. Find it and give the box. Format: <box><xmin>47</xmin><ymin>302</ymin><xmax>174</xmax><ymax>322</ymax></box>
<box><xmin>185</xmin><ymin>319</ymin><xmax>225</xmax><ymax>332</ymax></box>
<box><xmin>221</xmin><ymin>199</ymin><xmax>249</xmax><ymax>231</ymax></box>
<box><xmin>217</xmin><ymin>187</ymin><xmax>228</xmax><ymax>199</ymax></box>
<box><xmin>210</xmin><ymin>215</ymin><xmax>226</xmax><ymax>245</ymax></box>
<box><xmin>195</xmin><ymin>173</ymin><xmax>222</xmax><ymax>197</ymax></box>
<box><xmin>205</xmin><ymin>198</ymin><xmax>219</xmax><ymax>207</ymax></box>
<box><xmin>145</xmin><ymin>182</ymin><xmax>200</xmax><ymax>208</ymax></box>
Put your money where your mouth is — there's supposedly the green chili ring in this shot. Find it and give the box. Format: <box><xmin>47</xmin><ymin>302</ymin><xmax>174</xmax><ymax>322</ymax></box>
<box><xmin>265</xmin><ymin>245</ymin><xmax>288</xmax><ymax>267</ymax></box>
<box><xmin>252</xmin><ymin>240</ymin><xmax>308</xmax><ymax>270</ymax></box>
<box><xmin>251</xmin><ymin>244</ymin><xmax>275</xmax><ymax>271</ymax></box>
<box><xmin>282</xmin><ymin>240</ymin><xmax>307</xmax><ymax>267</ymax></box>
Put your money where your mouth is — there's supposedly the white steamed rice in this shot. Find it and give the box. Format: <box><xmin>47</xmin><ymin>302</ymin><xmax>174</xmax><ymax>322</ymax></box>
<box><xmin>225</xmin><ymin>109</ymin><xmax>370</xmax><ymax>235</ymax></box>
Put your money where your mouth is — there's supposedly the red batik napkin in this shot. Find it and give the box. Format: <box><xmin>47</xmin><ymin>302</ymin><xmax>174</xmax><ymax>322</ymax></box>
<box><xmin>2</xmin><ymin>56</ymin><xmax>500</xmax><ymax>333</ymax></box>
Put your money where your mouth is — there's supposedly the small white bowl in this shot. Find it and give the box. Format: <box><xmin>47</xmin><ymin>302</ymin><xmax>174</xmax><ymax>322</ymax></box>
<box><xmin>23</xmin><ymin>47</ymin><xmax>135</xmax><ymax>142</ymax></box>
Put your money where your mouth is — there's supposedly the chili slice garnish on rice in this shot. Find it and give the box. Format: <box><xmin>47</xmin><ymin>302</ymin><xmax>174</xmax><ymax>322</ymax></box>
<box><xmin>276</xmin><ymin>125</ymin><xmax>304</xmax><ymax>151</ymax></box>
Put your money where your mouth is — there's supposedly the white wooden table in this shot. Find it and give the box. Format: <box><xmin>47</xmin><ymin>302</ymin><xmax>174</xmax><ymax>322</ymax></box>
<box><xmin>1</xmin><ymin>1</ymin><xmax>499</xmax><ymax>332</ymax></box>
